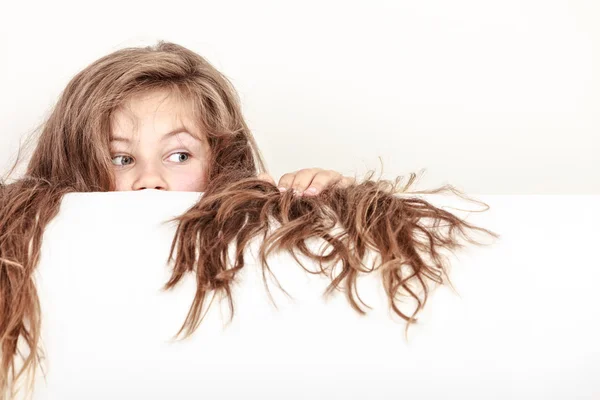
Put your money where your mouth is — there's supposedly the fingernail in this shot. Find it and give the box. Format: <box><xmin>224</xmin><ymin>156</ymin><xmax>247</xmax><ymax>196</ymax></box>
<box><xmin>304</xmin><ymin>187</ymin><xmax>318</xmax><ymax>195</ymax></box>
<box><xmin>293</xmin><ymin>188</ymin><xmax>302</xmax><ymax>195</ymax></box>
<box><xmin>278</xmin><ymin>187</ymin><xmax>287</xmax><ymax>192</ymax></box>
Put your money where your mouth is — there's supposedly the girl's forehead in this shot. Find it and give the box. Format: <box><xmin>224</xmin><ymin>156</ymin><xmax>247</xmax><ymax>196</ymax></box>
<box><xmin>111</xmin><ymin>90</ymin><xmax>202</xmax><ymax>139</ymax></box>
<box><xmin>117</xmin><ymin>90</ymin><xmax>194</xmax><ymax>120</ymax></box>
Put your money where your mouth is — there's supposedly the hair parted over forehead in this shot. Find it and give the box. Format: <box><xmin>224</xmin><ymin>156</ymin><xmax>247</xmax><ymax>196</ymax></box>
<box><xmin>24</xmin><ymin>41</ymin><xmax>266</xmax><ymax>191</ymax></box>
<box><xmin>0</xmin><ymin>41</ymin><xmax>499</xmax><ymax>400</ymax></box>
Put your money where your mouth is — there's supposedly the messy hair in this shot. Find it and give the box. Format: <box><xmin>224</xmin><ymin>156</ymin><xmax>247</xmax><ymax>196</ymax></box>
<box><xmin>0</xmin><ymin>41</ymin><xmax>499</xmax><ymax>399</ymax></box>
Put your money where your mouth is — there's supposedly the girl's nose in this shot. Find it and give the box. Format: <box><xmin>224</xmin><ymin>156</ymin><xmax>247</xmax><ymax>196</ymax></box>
<box><xmin>132</xmin><ymin>166</ymin><xmax>168</xmax><ymax>191</ymax></box>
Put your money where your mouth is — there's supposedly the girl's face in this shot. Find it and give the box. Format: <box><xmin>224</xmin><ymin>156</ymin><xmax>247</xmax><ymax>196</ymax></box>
<box><xmin>110</xmin><ymin>90</ymin><xmax>209</xmax><ymax>192</ymax></box>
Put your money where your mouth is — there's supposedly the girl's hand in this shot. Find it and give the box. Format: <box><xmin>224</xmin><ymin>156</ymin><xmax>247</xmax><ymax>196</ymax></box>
<box><xmin>259</xmin><ymin>168</ymin><xmax>355</xmax><ymax>196</ymax></box>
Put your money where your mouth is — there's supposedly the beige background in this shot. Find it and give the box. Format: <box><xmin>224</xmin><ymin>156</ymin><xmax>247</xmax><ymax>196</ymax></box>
<box><xmin>0</xmin><ymin>0</ymin><xmax>598</xmax><ymax>194</ymax></box>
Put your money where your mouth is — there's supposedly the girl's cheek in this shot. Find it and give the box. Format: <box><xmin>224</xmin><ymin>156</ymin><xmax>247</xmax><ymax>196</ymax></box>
<box><xmin>112</xmin><ymin>175</ymin><xmax>126</xmax><ymax>191</ymax></box>
<box><xmin>192</xmin><ymin>173</ymin><xmax>208</xmax><ymax>192</ymax></box>
<box><xmin>173</xmin><ymin>169</ymin><xmax>207</xmax><ymax>192</ymax></box>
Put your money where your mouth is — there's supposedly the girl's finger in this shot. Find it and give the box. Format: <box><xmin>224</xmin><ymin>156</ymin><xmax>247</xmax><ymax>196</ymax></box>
<box><xmin>277</xmin><ymin>171</ymin><xmax>299</xmax><ymax>192</ymax></box>
<box><xmin>302</xmin><ymin>170</ymin><xmax>343</xmax><ymax>196</ymax></box>
<box><xmin>336</xmin><ymin>176</ymin><xmax>356</xmax><ymax>188</ymax></box>
<box><xmin>289</xmin><ymin>168</ymin><xmax>320</xmax><ymax>195</ymax></box>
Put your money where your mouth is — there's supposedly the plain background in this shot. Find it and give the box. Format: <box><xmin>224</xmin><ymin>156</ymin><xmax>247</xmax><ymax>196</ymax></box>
<box><xmin>0</xmin><ymin>0</ymin><xmax>598</xmax><ymax>194</ymax></box>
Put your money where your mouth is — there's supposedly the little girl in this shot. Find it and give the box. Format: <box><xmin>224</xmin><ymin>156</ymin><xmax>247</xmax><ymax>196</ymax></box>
<box><xmin>106</xmin><ymin>85</ymin><xmax>353</xmax><ymax>194</ymax></box>
<box><xmin>0</xmin><ymin>41</ymin><xmax>497</xmax><ymax>400</ymax></box>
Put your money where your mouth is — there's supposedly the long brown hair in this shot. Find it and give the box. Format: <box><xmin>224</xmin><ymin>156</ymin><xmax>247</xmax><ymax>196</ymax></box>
<box><xmin>0</xmin><ymin>41</ymin><xmax>499</xmax><ymax>399</ymax></box>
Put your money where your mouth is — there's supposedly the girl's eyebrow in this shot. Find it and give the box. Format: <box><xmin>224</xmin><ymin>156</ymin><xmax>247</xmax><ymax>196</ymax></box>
<box><xmin>110</xmin><ymin>127</ymin><xmax>198</xmax><ymax>143</ymax></box>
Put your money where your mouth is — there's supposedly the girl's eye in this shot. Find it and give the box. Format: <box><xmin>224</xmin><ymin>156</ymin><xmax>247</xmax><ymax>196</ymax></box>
<box><xmin>111</xmin><ymin>155</ymin><xmax>133</xmax><ymax>167</ymax></box>
<box><xmin>167</xmin><ymin>152</ymin><xmax>191</xmax><ymax>163</ymax></box>
<box><xmin>112</xmin><ymin>151</ymin><xmax>190</xmax><ymax>167</ymax></box>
